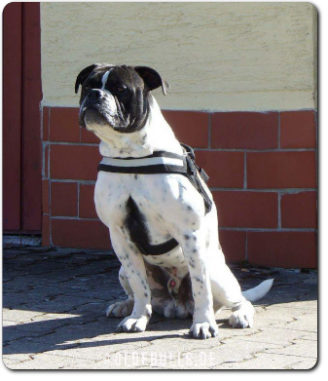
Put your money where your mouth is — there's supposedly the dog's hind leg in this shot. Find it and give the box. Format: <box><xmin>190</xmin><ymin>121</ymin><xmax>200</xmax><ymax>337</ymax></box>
<box><xmin>106</xmin><ymin>266</ymin><xmax>134</xmax><ymax>318</ymax></box>
<box><xmin>144</xmin><ymin>262</ymin><xmax>181</xmax><ymax>318</ymax></box>
<box><xmin>209</xmin><ymin>257</ymin><xmax>255</xmax><ymax>328</ymax></box>
<box><xmin>144</xmin><ymin>263</ymin><xmax>193</xmax><ymax>319</ymax></box>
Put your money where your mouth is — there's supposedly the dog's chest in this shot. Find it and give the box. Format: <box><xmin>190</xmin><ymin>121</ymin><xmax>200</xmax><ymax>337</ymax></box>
<box><xmin>95</xmin><ymin>172</ymin><xmax>168</xmax><ymax>230</ymax></box>
<box><xmin>94</xmin><ymin>171</ymin><xmax>193</xmax><ymax>273</ymax></box>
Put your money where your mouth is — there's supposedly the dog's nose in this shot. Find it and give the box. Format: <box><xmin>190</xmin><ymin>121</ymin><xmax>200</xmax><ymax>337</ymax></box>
<box><xmin>87</xmin><ymin>89</ymin><xmax>103</xmax><ymax>101</ymax></box>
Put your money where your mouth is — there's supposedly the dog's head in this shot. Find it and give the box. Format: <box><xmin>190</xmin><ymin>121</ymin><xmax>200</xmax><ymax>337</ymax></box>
<box><xmin>75</xmin><ymin>64</ymin><xmax>168</xmax><ymax>134</ymax></box>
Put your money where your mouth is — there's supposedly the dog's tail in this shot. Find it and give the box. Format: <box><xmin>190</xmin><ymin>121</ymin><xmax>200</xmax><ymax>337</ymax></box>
<box><xmin>242</xmin><ymin>279</ymin><xmax>274</xmax><ymax>302</ymax></box>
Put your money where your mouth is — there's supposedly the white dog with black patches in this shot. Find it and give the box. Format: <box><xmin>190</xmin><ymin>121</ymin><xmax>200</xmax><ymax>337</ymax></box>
<box><xmin>75</xmin><ymin>64</ymin><xmax>273</xmax><ymax>339</ymax></box>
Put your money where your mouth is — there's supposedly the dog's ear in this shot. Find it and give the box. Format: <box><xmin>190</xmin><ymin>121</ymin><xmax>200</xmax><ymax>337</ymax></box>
<box><xmin>134</xmin><ymin>66</ymin><xmax>169</xmax><ymax>95</ymax></box>
<box><xmin>75</xmin><ymin>64</ymin><xmax>98</xmax><ymax>94</ymax></box>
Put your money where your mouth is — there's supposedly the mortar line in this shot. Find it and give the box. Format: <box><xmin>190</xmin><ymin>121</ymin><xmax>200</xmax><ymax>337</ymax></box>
<box><xmin>278</xmin><ymin>111</ymin><xmax>281</xmax><ymax>149</ymax></box>
<box><xmin>77</xmin><ymin>183</ymin><xmax>80</xmax><ymax>219</ymax></box>
<box><xmin>49</xmin><ymin>160</ymin><xmax>53</xmax><ymax>246</ymax></box>
<box><xmin>210</xmin><ymin>188</ymin><xmax>316</xmax><ymax>193</ymax></box>
<box><xmin>193</xmin><ymin>148</ymin><xmax>315</xmax><ymax>152</ymax></box>
<box><xmin>208</xmin><ymin>113</ymin><xmax>211</xmax><ymax>149</ymax></box>
<box><xmin>245</xmin><ymin>231</ymin><xmax>248</xmax><ymax>261</ymax></box>
<box><xmin>278</xmin><ymin>193</ymin><xmax>282</xmax><ymax>229</ymax></box>
<box><xmin>42</xmin><ymin>143</ymin><xmax>46</xmax><ymax>179</ymax></box>
<box><xmin>244</xmin><ymin>152</ymin><xmax>247</xmax><ymax>189</ymax></box>
<box><xmin>218</xmin><ymin>227</ymin><xmax>316</xmax><ymax>232</ymax></box>
<box><xmin>50</xmin><ymin>216</ymin><xmax>99</xmax><ymax>221</ymax></box>
<box><xmin>49</xmin><ymin>179</ymin><xmax>96</xmax><ymax>185</ymax></box>
<box><xmin>49</xmin><ymin>141</ymin><xmax>99</xmax><ymax>147</ymax></box>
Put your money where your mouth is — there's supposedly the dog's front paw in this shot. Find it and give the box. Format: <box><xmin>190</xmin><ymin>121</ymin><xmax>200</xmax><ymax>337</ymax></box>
<box><xmin>189</xmin><ymin>321</ymin><xmax>219</xmax><ymax>339</ymax></box>
<box><xmin>116</xmin><ymin>315</ymin><xmax>148</xmax><ymax>333</ymax></box>
<box><xmin>229</xmin><ymin>301</ymin><xmax>255</xmax><ymax>328</ymax></box>
<box><xmin>106</xmin><ymin>299</ymin><xmax>134</xmax><ymax>318</ymax></box>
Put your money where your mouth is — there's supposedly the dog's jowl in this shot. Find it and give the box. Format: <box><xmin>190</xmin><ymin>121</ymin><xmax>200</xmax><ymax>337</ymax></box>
<box><xmin>75</xmin><ymin>64</ymin><xmax>273</xmax><ymax>339</ymax></box>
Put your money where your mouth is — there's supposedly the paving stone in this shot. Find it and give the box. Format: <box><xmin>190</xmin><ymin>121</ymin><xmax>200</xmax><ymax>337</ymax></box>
<box><xmin>289</xmin><ymin>358</ymin><xmax>317</xmax><ymax>370</ymax></box>
<box><xmin>215</xmin><ymin>352</ymin><xmax>317</xmax><ymax>370</ymax></box>
<box><xmin>47</xmin><ymin>340</ymin><xmax>151</xmax><ymax>362</ymax></box>
<box><xmin>3</xmin><ymin>308</ymin><xmax>47</xmax><ymax>323</ymax></box>
<box><xmin>2</xmin><ymin>247</ymin><xmax>317</xmax><ymax>370</ymax></box>
<box><xmin>3</xmin><ymin>337</ymin><xmax>78</xmax><ymax>356</ymax></box>
<box><xmin>265</xmin><ymin>338</ymin><xmax>317</xmax><ymax>359</ymax></box>
<box><xmin>3</xmin><ymin>353</ymin><xmax>99</xmax><ymax>370</ymax></box>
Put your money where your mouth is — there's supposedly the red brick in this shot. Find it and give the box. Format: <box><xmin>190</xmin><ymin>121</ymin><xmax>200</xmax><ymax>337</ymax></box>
<box><xmin>213</xmin><ymin>191</ymin><xmax>278</xmax><ymax>228</ymax></box>
<box><xmin>81</xmin><ymin>127</ymin><xmax>101</xmax><ymax>144</ymax></box>
<box><xmin>42</xmin><ymin>180</ymin><xmax>49</xmax><ymax>214</ymax></box>
<box><xmin>50</xmin><ymin>145</ymin><xmax>100</xmax><ymax>180</ymax></box>
<box><xmin>248</xmin><ymin>231</ymin><xmax>317</xmax><ymax>268</ymax></box>
<box><xmin>280</xmin><ymin>111</ymin><xmax>316</xmax><ymax>148</ymax></box>
<box><xmin>162</xmin><ymin>110</ymin><xmax>208</xmax><ymax>148</ymax></box>
<box><xmin>51</xmin><ymin>182</ymin><xmax>78</xmax><ymax>216</ymax></box>
<box><xmin>50</xmin><ymin>107</ymin><xmax>80</xmax><ymax>142</ymax></box>
<box><xmin>219</xmin><ymin>230</ymin><xmax>246</xmax><ymax>263</ymax></box>
<box><xmin>43</xmin><ymin>107</ymin><xmax>50</xmax><ymax>141</ymax></box>
<box><xmin>281</xmin><ymin>192</ymin><xmax>317</xmax><ymax>228</ymax></box>
<box><xmin>42</xmin><ymin>214</ymin><xmax>50</xmax><ymax>246</ymax></box>
<box><xmin>196</xmin><ymin>151</ymin><xmax>244</xmax><ymax>188</ymax></box>
<box><xmin>44</xmin><ymin>144</ymin><xmax>49</xmax><ymax>178</ymax></box>
<box><xmin>80</xmin><ymin>184</ymin><xmax>97</xmax><ymax>218</ymax></box>
<box><xmin>51</xmin><ymin>218</ymin><xmax>111</xmax><ymax>249</ymax></box>
<box><xmin>211</xmin><ymin>112</ymin><xmax>278</xmax><ymax>149</ymax></box>
<box><xmin>247</xmin><ymin>152</ymin><xmax>316</xmax><ymax>189</ymax></box>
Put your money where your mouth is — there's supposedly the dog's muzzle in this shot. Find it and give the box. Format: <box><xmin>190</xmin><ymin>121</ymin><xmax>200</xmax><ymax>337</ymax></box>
<box><xmin>79</xmin><ymin>89</ymin><xmax>115</xmax><ymax>128</ymax></box>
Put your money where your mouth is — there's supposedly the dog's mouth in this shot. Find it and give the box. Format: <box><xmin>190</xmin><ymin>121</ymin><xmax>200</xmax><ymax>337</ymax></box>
<box><xmin>79</xmin><ymin>105</ymin><xmax>113</xmax><ymax>129</ymax></box>
<box><xmin>78</xmin><ymin>97</ymin><xmax>147</xmax><ymax>134</ymax></box>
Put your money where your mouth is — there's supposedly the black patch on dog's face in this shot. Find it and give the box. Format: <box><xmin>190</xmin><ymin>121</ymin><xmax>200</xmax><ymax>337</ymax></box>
<box><xmin>75</xmin><ymin>64</ymin><xmax>168</xmax><ymax>134</ymax></box>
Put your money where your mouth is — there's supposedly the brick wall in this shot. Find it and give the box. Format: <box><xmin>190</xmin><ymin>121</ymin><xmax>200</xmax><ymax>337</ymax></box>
<box><xmin>42</xmin><ymin>107</ymin><xmax>317</xmax><ymax>268</ymax></box>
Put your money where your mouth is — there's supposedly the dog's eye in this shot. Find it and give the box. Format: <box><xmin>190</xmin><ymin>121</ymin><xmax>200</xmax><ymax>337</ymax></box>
<box><xmin>116</xmin><ymin>85</ymin><xmax>127</xmax><ymax>93</ymax></box>
<box><xmin>84</xmin><ymin>85</ymin><xmax>91</xmax><ymax>92</ymax></box>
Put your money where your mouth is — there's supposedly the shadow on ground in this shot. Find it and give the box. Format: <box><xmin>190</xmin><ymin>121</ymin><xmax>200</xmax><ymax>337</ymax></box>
<box><xmin>3</xmin><ymin>247</ymin><xmax>317</xmax><ymax>356</ymax></box>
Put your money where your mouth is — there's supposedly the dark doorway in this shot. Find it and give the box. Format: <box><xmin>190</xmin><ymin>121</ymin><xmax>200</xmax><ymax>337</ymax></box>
<box><xmin>3</xmin><ymin>2</ymin><xmax>42</xmax><ymax>233</ymax></box>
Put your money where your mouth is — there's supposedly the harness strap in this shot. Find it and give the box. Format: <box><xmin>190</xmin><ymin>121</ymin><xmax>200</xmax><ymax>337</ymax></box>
<box><xmin>135</xmin><ymin>238</ymin><xmax>179</xmax><ymax>256</ymax></box>
<box><xmin>98</xmin><ymin>144</ymin><xmax>212</xmax><ymax>213</ymax></box>
<box><xmin>98</xmin><ymin>150</ymin><xmax>187</xmax><ymax>175</ymax></box>
<box><xmin>180</xmin><ymin>144</ymin><xmax>213</xmax><ymax>214</ymax></box>
<box><xmin>97</xmin><ymin>143</ymin><xmax>213</xmax><ymax>256</ymax></box>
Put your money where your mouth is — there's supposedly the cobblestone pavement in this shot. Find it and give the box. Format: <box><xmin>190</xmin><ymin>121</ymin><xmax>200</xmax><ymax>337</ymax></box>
<box><xmin>2</xmin><ymin>247</ymin><xmax>317</xmax><ymax>370</ymax></box>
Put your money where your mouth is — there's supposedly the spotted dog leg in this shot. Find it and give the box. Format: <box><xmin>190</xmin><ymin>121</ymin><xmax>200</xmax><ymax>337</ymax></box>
<box><xmin>179</xmin><ymin>230</ymin><xmax>219</xmax><ymax>339</ymax></box>
<box><xmin>209</xmin><ymin>259</ymin><xmax>255</xmax><ymax>328</ymax></box>
<box><xmin>109</xmin><ymin>226</ymin><xmax>152</xmax><ymax>333</ymax></box>
<box><xmin>106</xmin><ymin>266</ymin><xmax>134</xmax><ymax>318</ymax></box>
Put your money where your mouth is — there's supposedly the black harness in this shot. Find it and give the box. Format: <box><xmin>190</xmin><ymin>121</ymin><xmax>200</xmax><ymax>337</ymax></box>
<box><xmin>98</xmin><ymin>143</ymin><xmax>212</xmax><ymax>255</ymax></box>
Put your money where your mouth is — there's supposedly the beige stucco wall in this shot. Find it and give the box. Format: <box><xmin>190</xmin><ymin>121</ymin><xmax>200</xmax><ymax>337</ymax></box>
<box><xmin>40</xmin><ymin>2</ymin><xmax>317</xmax><ymax>111</ymax></box>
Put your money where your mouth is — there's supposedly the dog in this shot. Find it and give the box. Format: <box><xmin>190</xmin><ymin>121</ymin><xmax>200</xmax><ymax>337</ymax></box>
<box><xmin>75</xmin><ymin>64</ymin><xmax>273</xmax><ymax>339</ymax></box>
